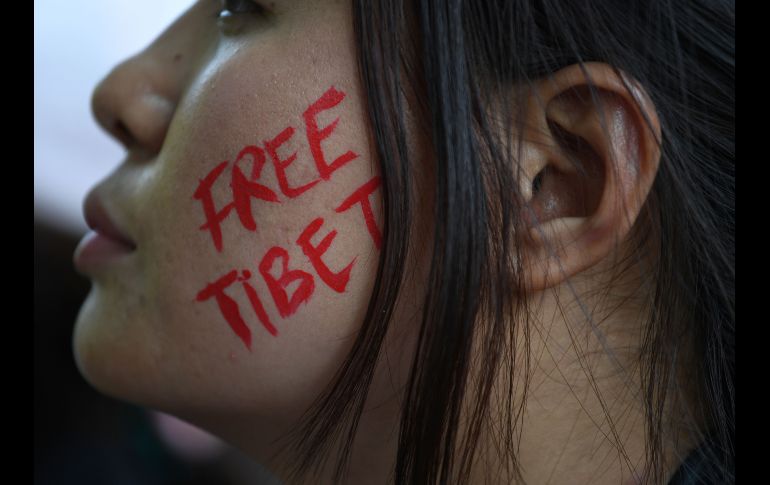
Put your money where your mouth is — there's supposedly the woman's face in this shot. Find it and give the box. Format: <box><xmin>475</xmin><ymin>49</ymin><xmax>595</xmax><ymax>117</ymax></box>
<box><xmin>73</xmin><ymin>0</ymin><xmax>423</xmax><ymax>447</ymax></box>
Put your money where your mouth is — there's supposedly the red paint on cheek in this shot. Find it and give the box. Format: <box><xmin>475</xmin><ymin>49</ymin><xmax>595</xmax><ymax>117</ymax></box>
<box><xmin>265</xmin><ymin>126</ymin><xmax>320</xmax><ymax>198</ymax></box>
<box><xmin>241</xmin><ymin>280</ymin><xmax>278</xmax><ymax>337</ymax></box>
<box><xmin>335</xmin><ymin>176</ymin><xmax>383</xmax><ymax>250</ymax></box>
<box><xmin>237</xmin><ymin>269</ymin><xmax>277</xmax><ymax>336</ymax></box>
<box><xmin>194</xmin><ymin>85</ymin><xmax>374</xmax><ymax>347</ymax></box>
<box><xmin>195</xmin><ymin>270</ymin><xmax>252</xmax><ymax>351</ymax></box>
<box><xmin>303</xmin><ymin>86</ymin><xmax>358</xmax><ymax>180</ymax></box>
<box><xmin>259</xmin><ymin>246</ymin><xmax>315</xmax><ymax>318</ymax></box>
<box><xmin>193</xmin><ymin>161</ymin><xmax>236</xmax><ymax>253</ymax></box>
<box><xmin>296</xmin><ymin>217</ymin><xmax>356</xmax><ymax>293</ymax></box>
<box><xmin>231</xmin><ymin>145</ymin><xmax>280</xmax><ymax>231</ymax></box>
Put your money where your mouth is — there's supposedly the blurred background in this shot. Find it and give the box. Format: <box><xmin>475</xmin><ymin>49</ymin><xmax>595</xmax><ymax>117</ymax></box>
<box><xmin>35</xmin><ymin>1</ymin><xmax>281</xmax><ymax>483</ymax></box>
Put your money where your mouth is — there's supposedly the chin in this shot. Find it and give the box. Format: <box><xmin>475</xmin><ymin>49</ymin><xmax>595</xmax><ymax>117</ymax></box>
<box><xmin>71</xmin><ymin>288</ymin><xmax>157</xmax><ymax>407</ymax></box>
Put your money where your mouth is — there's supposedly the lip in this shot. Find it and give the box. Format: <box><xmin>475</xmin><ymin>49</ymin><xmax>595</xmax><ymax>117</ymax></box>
<box><xmin>73</xmin><ymin>191</ymin><xmax>137</xmax><ymax>273</ymax></box>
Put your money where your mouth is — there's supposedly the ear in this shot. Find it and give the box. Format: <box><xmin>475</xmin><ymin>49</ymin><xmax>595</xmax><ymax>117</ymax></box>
<box><xmin>517</xmin><ymin>62</ymin><xmax>662</xmax><ymax>293</ymax></box>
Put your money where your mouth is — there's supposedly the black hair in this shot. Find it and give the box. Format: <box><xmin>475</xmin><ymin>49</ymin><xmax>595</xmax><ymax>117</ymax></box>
<box><xmin>276</xmin><ymin>1</ymin><xmax>734</xmax><ymax>483</ymax></box>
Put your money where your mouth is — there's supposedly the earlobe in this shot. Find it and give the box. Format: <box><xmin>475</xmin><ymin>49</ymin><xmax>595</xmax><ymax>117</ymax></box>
<box><xmin>518</xmin><ymin>62</ymin><xmax>662</xmax><ymax>293</ymax></box>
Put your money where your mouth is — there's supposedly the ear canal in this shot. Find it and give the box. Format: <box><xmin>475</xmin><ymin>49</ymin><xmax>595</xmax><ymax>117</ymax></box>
<box><xmin>532</xmin><ymin>167</ymin><xmax>546</xmax><ymax>195</ymax></box>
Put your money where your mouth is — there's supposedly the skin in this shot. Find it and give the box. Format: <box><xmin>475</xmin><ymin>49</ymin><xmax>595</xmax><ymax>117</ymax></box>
<box><xmin>73</xmin><ymin>1</ymin><xmax>698</xmax><ymax>483</ymax></box>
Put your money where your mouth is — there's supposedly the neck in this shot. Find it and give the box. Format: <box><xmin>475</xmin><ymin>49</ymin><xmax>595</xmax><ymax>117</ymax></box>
<box><xmin>257</xmin><ymin>393</ymin><xmax>402</xmax><ymax>485</ymax></box>
<box><xmin>235</xmin><ymin>263</ymin><xmax>695</xmax><ymax>484</ymax></box>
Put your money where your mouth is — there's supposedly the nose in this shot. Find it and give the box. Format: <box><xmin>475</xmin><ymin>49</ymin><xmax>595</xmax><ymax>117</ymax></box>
<box><xmin>88</xmin><ymin>0</ymin><xmax>216</xmax><ymax>156</ymax></box>
<box><xmin>91</xmin><ymin>55</ymin><xmax>176</xmax><ymax>155</ymax></box>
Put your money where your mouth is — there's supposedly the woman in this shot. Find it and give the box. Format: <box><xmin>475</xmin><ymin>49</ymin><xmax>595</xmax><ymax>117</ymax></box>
<box><xmin>72</xmin><ymin>0</ymin><xmax>735</xmax><ymax>483</ymax></box>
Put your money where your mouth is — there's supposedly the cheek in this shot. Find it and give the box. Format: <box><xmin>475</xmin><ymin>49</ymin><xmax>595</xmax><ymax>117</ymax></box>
<box><xmin>130</xmin><ymin>44</ymin><xmax>383</xmax><ymax>411</ymax></box>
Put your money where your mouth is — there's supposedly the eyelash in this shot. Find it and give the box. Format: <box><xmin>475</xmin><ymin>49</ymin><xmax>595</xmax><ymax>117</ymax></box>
<box><xmin>218</xmin><ymin>0</ymin><xmax>266</xmax><ymax>19</ymax></box>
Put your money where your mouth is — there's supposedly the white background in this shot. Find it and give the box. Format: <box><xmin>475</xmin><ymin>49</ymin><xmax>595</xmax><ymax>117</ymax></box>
<box><xmin>35</xmin><ymin>0</ymin><xmax>194</xmax><ymax>234</ymax></box>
